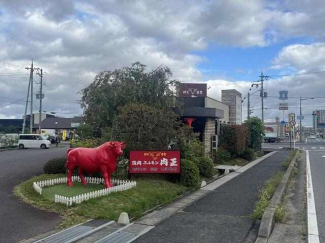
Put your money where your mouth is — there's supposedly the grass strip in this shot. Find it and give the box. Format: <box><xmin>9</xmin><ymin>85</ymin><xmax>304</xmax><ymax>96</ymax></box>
<box><xmin>252</xmin><ymin>171</ymin><xmax>285</xmax><ymax>219</ymax></box>
<box><xmin>14</xmin><ymin>174</ymin><xmax>189</xmax><ymax>228</ymax></box>
<box><xmin>252</xmin><ymin>149</ymin><xmax>298</xmax><ymax>219</ymax></box>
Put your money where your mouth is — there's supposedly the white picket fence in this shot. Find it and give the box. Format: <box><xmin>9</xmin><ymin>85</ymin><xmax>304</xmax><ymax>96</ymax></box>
<box><xmin>33</xmin><ymin>177</ymin><xmax>137</xmax><ymax>207</ymax></box>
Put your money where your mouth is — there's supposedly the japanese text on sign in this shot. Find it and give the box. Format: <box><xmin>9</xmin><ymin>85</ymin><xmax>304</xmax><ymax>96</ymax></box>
<box><xmin>129</xmin><ymin>151</ymin><xmax>181</xmax><ymax>174</ymax></box>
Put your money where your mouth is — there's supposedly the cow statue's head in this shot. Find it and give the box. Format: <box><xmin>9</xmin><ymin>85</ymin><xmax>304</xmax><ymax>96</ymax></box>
<box><xmin>105</xmin><ymin>141</ymin><xmax>126</xmax><ymax>156</ymax></box>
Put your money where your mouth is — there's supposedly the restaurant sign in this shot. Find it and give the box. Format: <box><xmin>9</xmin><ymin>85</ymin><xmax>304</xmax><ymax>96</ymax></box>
<box><xmin>129</xmin><ymin>150</ymin><xmax>181</xmax><ymax>174</ymax></box>
<box><xmin>178</xmin><ymin>83</ymin><xmax>207</xmax><ymax>97</ymax></box>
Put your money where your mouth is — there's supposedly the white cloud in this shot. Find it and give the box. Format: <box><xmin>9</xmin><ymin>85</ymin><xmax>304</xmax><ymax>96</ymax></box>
<box><xmin>1</xmin><ymin>0</ymin><xmax>325</xmax><ymax>124</ymax></box>
<box><xmin>272</xmin><ymin>43</ymin><xmax>325</xmax><ymax>71</ymax></box>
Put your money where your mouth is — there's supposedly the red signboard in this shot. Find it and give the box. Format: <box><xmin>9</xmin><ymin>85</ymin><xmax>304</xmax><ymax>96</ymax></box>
<box><xmin>178</xmin><ymin>83</ymin><xmax>207</xmax><ymax>97</ymax></box>
<box><xmin>129</xmin><ymin>150</ymin><xmax>181</xmax><ymax>174</ymax></box>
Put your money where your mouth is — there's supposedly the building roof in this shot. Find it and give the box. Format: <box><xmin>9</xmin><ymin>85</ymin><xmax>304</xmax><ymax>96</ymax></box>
<box><xmin>39</xmin><ymin>117</ymin><xmax>84</xmax><ymax>129</ymax></box>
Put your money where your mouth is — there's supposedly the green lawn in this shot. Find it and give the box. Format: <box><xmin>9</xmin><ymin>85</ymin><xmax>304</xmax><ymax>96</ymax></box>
<box><xmin>42</xmin><ymin>182</ymin><xmax>106</xmax><ymax>201</ymax></box>
<box><xmin>14</xmin><ymin>174</ymin><xmax>189</xmax><ymax>228</ymax></box>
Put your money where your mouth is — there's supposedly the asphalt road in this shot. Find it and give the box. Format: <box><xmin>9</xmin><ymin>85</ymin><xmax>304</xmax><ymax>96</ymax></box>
<box><xmin>263</xmin><ymin>139</ymin><xmax>325</xmax><ymax>151</ymax></box>
<box><xmin>135</xmin><ymin>151</ymin><xmax>289</xmax><ymax>243</ymax></box>
<box><xmin>309</xmin><ymin>150</ymin><xmax>325</xmax><ymax>242</ymax></box>
<box><xmin>0</xmin><ymin>147</ymin><xmax>68</xmax><ymax>243</ymax></box>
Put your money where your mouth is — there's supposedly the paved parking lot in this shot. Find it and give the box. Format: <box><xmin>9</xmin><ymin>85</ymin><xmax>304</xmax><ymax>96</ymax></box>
<box><xmin>0</xmin><ymin>147</ymin><xmax>68</xmax><ymax>243</ymax></box>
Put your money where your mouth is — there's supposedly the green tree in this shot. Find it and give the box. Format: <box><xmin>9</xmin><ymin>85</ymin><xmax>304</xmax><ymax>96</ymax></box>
<box><xmin>113</xmin><ymin>103</ymin><xmax>179</xmax><ymax>154</ymax></box>
<box><xmin>75</xmin><ymin>124</ymin><xmax>96</xmax><ymax>140</ymax></box>
<box><xmin>80</xmin><ymin>62</ymin><xmax>178</xmax><ymax>137</ymax></box>
<box><xmin>4</xmin><ymin>125</ymin><xmax>19</xmax><ymax>133</ymax></box>
<box><xmin>244</xmin><ymin>117</ymin><xmax>264</xmax><ymax>151</ymax></box>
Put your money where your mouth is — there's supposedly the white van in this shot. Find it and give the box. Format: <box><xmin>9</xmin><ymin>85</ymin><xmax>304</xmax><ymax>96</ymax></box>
<box><xmin>18</xmin><ymin>134</ymin><xmax>51</xmax><ymax>149</ymax></box>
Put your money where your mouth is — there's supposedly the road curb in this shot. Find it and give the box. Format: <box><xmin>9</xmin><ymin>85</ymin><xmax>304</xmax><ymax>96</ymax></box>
<box><xmin>0</xmin><ymin>148</ymin><xmax>18</xmax><ymax>152</ymax></box>
<box><xmin>255</xmin><ymin>150</ymin><xmax>299</xmax><ymax>243</ymax></box>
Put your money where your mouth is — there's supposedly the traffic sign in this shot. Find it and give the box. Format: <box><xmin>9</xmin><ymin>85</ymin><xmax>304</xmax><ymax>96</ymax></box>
<box><xmin>279</xmin><ymin>103</ymin><xmax>288</xmax><ymax>110</ymax></box>
<box><xmin>281</xmin><ymin>121</ymin><xmax>285</xmax><ymax>125</ymax></box>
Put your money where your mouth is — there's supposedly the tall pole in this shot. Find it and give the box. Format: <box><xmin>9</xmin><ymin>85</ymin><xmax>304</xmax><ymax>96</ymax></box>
<box><xmin>30</xmin><ymin>61</ymin><xmax>34</xmax><ymax>134</ymax></box>
<box><xmin>260</xmin><ymin>72</ymin><xmax>264</xmax><ymax>123</ymax></box>
<box><xmin>39</xmin><ymin>69</ymin><xmax>43</xmax><ymax>134</ymax></box>
<box><xmin>300</xmin><ymin>97</ymin><xmax>302</xmax><ymax>143</ymax></box>
<box><xmin>247</xmin><ymin>92</ymin><xmax>250</xmax><ymax>119</ymax></box>
<box><xmin>22</xmin><ymin>66</ymin><xmax>32</xmax><ymax>134</ymax></box>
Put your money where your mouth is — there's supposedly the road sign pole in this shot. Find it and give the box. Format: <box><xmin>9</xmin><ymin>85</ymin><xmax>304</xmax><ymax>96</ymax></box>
<box><xmin>292</xmin><ymin>127</ymin><xmax>296</xmax><ymax>150</ymax></box>
<box><xmin>289</xmin><ymin>129</ymin><xmax>292</xmax><ymax>149</ymax></box>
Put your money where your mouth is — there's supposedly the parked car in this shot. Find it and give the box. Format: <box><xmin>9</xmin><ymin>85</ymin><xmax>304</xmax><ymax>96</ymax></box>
<box><xmin>309</xmin><ymin>134</ymin><xmax>317</xmax><ymax>139</ymax></box>
<box><xmin>18</xmin><ymin>134</ymin><xmax>51</xmax><ymax>149</ymax></box>
<box><xmin>47</xmin><ymin>135</ymin><xmax>57</xmax><ymax>144</ymax></box>
<box><xmin>264</xmin><ymin>132</ymin><xmax>278</xmax><ymax>143</ymax></box>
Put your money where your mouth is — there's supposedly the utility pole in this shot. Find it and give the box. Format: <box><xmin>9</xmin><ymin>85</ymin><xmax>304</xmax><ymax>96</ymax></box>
<box><xmin>23</xmin><ymin>61</ymin><xmax>35</xmax><ymax>134</ymax></box>
<box><xmin>247</xmin><ymin>92</ymin><xmax>250</xmax><ymax>119</ymax></box>
<box><xmin>24</xmin><ymin>61</ymin><xmax>40</xmax><ymax>134</ymax></box>
<box><xmin>38</xmin><ymin>69</ymin><xmax>43</xmax><ymax>134</ymax></box>
<box><xmin>30</xmin><ymin>62</ymin><xmax>34</xmax><ymax>134</ymax></box>
<box><xmin>300</xmin><ymin>97</ymin><xmax>302</xmax><ymax>143</ymax></box>
<box><xmin>22</xmin><ymin>66</ymin><xmax>32</xmax><ymax>134</ymax></box>
<box><xmin>260</xmin><ymin>72</ymin><xmax>264</xmax><ymax>123</ymax></box>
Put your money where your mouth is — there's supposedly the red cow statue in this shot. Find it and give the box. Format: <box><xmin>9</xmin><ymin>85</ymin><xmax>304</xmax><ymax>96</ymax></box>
<box><xmin>66</xmin><ymin>141</ymin><xmax>126</xmax><ymax>188</ymax></box>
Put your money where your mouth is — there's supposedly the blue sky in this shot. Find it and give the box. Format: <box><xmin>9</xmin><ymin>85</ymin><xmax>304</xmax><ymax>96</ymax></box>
<box><xmin>195</xmin><ymin>36</ymin><xmax>317</xmax><ymax>82</ymax></box>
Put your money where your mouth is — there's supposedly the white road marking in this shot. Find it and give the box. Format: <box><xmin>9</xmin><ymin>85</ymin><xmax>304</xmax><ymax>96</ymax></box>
<box><xmin>279</xmin><ymin>147</ymin><xmax>283</xmax><ymax>149</ymax></box>
<box><xmin>312</xmin><ymin>147</ymin><xmax>316</xmax><ymax>149</ymax></box>
<box><xmin>306</xmin><ymin>151</ymin><xmax>320</xmax><ymax>243</ymax></box>
<box><xmin>320</xmin><ymin>147</ymin><xmax>325</xmax><ymax>149</ymax></box>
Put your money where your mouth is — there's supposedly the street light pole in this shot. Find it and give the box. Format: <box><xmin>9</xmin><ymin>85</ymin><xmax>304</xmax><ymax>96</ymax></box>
<box><xmin>300</xmin><ymin>97</ymin><xmax>302</xmax><ymax>143</ymax></box>
<box><xmin>300</xmin><ymin>97</ymin><xmax>314</xmax><ymax>143</ymax></box>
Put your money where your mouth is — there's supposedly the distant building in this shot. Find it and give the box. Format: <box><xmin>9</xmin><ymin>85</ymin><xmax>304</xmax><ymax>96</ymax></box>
<box><xmin>312</xmin><ymin>110</ymin><xmax>325</xmax><ymax>133</ymax></box>
<box><xmin>221</xmin><ymin>89</ymin><xmax>242</xmax><ymax>124</ymax></box>
<box><xmin>37</xmin><ymin>117</ymin><xmax>84</xmax><ymax>140</ymax></box>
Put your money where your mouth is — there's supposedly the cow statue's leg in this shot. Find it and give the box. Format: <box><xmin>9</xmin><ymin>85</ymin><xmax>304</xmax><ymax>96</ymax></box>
<box><xmin>107</xmin><ymin>173</ymin><xmax>113</xmax><ymax>187</ymax></box>
<box><xmin>78</xmin><ymin>168</ymin><xmax>87</xmax><ymax>185</ymax></box>
<box><xmin>67</xmin><ymin>168</ymin><xmax>74</xmax><ymax>187</ymax></box>
<box><xmin>100</xmin><ymin>165</ymin><xmax>112</xmax><ymax>188</ymax></box>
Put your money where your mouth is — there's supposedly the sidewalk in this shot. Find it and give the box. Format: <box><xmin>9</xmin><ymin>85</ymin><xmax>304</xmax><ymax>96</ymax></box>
<box><xmin>134</xmin><ymin>151</ymin><xmax>289</xmax><ymax>243</ymax></box>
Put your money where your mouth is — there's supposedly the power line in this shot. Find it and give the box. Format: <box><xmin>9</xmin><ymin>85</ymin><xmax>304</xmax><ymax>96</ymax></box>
<box><xmin>268</xmin><ymin>70</ymin><xmax>325</xmax><ymax>78</ymax></box>
<box><xmin>251</xmin><ymin>95</ymin><xmax>325</xmax><ymax>99</ymax></box>
<box><xmin>0</xmin><ymin>98</ymin><xmax>25</xmax><ymax>110</ymax></box>
<box><xmin>2</xmin><ymin>62</ymin><xmax>26</xmax><ymax>69</ymax></box>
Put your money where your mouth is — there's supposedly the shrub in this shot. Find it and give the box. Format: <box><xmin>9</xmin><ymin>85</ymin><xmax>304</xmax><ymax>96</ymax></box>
<box><xmin>70</xmin><ymin>139</ymin><xmax>100</xmax><ymax>148</ymax></box>
<box><xmin>197</xmin><ymin>157</ymin><xmax>214</xmax><ymax>178</ymax></box>
<box><xmin>241</xmin><ymin>148</ymin><xmax>257</xmax><ymax>161</ymax></box>
<box><xmin>43</xmin><ymin>158</ymin><xmax>67</xmax><ymax>174</ymax></box>
<box><xmin>214</xmin><ymin>148</ymin><xmax>231</xmax><ymax>164</ymax></box>
<box><xmin>180</xmin><ymin>159</ymin><xmax>200</xmax><ymax>187</ymax></box>
<box><xmin>219</xmin><ymin>124</ymin><xmax>247</xmax><ymax>157</ymax></box>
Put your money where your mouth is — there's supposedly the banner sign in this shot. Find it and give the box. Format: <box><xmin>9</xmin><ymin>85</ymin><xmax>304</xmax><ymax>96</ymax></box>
<box><xmin>129</xmin><ymin>150</ymin><xmax>181</xmax><ymax>174</ymax></box>
<box><xmin>279</xmin><ymin>103</ymin><xmax>288</xmax><ymax>110</ymax></box>
<box><xmin>289</xmin><ymin>113</ymin><xmax>295</xmax><ymax>122</ymax></box>
<box><xmin>178</xmin><ymin>83</ymin><xmax>207</xmax><ymax>97</ymax></box>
